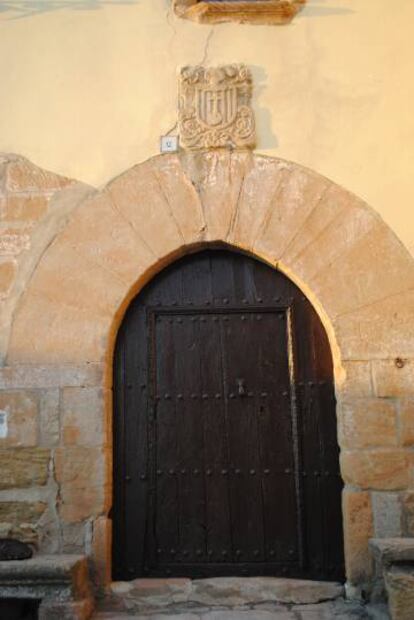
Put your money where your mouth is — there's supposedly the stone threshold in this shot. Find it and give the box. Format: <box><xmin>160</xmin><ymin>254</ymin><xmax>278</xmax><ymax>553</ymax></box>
<box><xmin>101</xmin><ymin>577</ymin><xmax>345</xmax><ymax>615</ymax></box>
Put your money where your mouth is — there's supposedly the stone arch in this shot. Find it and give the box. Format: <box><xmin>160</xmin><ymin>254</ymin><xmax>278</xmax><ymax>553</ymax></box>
<box><xmin>7</xmin><ymin>151</ymin><xmax>414</xmax><ymax>589</ymax></box>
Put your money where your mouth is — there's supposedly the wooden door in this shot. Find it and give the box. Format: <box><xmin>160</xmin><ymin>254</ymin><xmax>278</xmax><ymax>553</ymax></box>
<box><xmin>112</xmin><ymin>250</ymin><xmax>344</xmax><ymax>581</ymax></box>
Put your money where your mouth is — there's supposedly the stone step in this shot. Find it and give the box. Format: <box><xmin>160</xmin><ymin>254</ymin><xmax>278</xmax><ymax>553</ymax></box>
<box><xmin>103</xmin><ymin>577</ymin><xmax>344</xmax><ymax>614</ymax></box>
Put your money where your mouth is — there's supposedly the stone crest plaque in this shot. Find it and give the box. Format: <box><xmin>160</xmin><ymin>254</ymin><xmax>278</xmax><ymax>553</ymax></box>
<box><xmin>179</xmin><ymin>64</ymin><xmax>256</xmax><ymax>150</ymax></box>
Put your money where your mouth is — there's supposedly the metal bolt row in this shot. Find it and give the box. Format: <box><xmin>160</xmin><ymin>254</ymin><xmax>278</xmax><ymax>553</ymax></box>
<box><xmin>155</xmin><ymin>391</ymin><xmax>289</xmax><ymax>400</ymax></box>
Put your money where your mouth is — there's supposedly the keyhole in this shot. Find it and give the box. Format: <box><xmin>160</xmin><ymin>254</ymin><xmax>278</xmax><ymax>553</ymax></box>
<box><xmin>237</xmin><ymin>378</ymin><xmax>247</xmax><ymax>396</ymax></box>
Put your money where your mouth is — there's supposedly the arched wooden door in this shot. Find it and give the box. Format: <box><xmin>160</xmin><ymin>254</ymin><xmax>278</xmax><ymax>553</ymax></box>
<box><xmin>112</xmin><ymin>250</ymin><xmax>344</xmax><ymax>581</ymax></box>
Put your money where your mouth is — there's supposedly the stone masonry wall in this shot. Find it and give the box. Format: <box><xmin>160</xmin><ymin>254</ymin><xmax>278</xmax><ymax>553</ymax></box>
<box><xmin>0</xmin><ymin>151</ymin><xmax>414</xmax><ymax>594</ymax></box>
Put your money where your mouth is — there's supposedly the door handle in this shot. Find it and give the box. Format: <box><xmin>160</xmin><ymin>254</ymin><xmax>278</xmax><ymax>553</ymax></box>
<box><xmin>237</xmin><ymin>378</ymin><xmax>247</xmax><ymax>397</ymax></box>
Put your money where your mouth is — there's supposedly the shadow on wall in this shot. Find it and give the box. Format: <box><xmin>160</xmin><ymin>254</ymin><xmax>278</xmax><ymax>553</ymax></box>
<box><xmin>300</xmin><ymin>1</ymin><xmax>354</xmax><ymax>18</ymax></box>
<box><xmin>0</xmin><ymin>0</ymin><xmax>137</xmax><ymax>20</ymax></box>
<box><xmin>251</xmin><ymin>65</ymin><xmax>279</xmax><ymax>150</ymax></box>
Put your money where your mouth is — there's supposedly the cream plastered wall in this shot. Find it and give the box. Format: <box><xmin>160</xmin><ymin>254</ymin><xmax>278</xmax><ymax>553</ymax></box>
<box><xmin>0</xmin><ymin>0</ymin><xmax>413</xmax><ymax>253</ymax></box>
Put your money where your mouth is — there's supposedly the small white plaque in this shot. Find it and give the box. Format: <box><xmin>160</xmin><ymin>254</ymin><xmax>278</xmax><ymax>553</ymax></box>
<box><xmin>160</xmin><ymin>135</ymin><xmax>179</xmax><ymax>153</ymax></box>
<box><xmin>0</xmin><ymin>411</ymin><xmax>8</xmax><ymax>439</ymax></box>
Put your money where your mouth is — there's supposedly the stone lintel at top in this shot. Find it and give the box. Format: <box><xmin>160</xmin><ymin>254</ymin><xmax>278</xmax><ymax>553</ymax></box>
<box><xmin>173</xmin><ymin>0</ymin><xmax>306</xmax><ymax>25</ymax></box>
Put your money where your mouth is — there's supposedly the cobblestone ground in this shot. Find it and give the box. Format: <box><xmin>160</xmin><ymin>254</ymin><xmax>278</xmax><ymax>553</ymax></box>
<box><xmin>93</xmin><ymin>598</ymin><xmax>371</xmax><ymax>619</ymax></box>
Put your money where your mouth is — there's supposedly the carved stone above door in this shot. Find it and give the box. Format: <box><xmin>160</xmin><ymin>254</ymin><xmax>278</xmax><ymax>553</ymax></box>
<box><xmin>173</xmin><ymin>0</ymin><xmax>306</xmax><ymax>25</ymax></box>
<box><xmin>179</xmin><ymin>64</ymin><xmax>256</xmax><ymax>150</ymax></box>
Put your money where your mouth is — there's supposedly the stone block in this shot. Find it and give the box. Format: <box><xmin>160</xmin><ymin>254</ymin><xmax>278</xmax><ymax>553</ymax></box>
<box><xmin>107</xmin><ymin>159</ymin><xmax>184</xmax><ymax>258</ymax></box>
<box><xmin>334</xmin><ymin>290</ymin><xmax>414</xmax><ymax>361</ymax></box>
<box><xmin>0</xmin><ymin>229</ymin><xmax>30</xmax><ymax>255</ymax></box>
<box><xmin>401</xmin><ymin>492</ymin><xmax>414</xmax><ymax>536</ymax></box>
<box><xmin>26</xmin><ymin>237</ymin><xmax>126</xmax><ymax>316</ymax></box>
<box><xmin>341</xmin><ymin>450</ymin><xmax>409</xmax><ymax>490</ymax></box>
<box><xmin>338</xmin><ymin>361</ymin><xmax>373</xmax><ymax>398</ymax></box>
<box><xmin>39</xmin><ymin>598</ymin><xmax>94</xmax><ymax>620</ymax></box>
<box><xmin>0</xmin><ymin>554</ymin><xmax>93</xmax><ymax>619</ymax></box>
<box><xmin>55</xmin><ymin>447</ymin><xmax>108</xmax><ymax>522</ymax></box>
<box><xmin>385</xmin><ymin>564</ymin><xmax>414</xmax><ymax>620</ymax></box>
<box><xmin>8</xmin><ymin>291</ymin><xmax>111</xmax><ymax>364</ymax></box>
<box><xmin>399</xmin><ymin>399</ymin><xmax>414</xmax><ymax>447</ymax></box>
<box><xmin>0</xmin><ymin>501</ymin><xmax>47</xmax><ymax>544</ymax></box>
<box><xmin>152</xmin><ymin>155</ymin><xmax>205</xmax><ymax>244</ymax></box>
<box><xmin>0</xmin><ymin>390</ymin><xmax>38</xmax><ymax>447</ymax></box>
<box><xmin>373</xmin><ymin>360</ymin><xmax>414</xmax><ymax>398</ymax></box>
<box><xmin>0</xmin><ymin>448</ymin><xmax>50</xmax><ymax>489</ymax></box>
<box><xmin>39</xmin><ymin>389</ymin><xmax>60</xmax><ymax>447</ymax></box>
<box><xmin>0</xmin><ymin>364</ymin><xmax>104</xmax><ymax>389</ymax></box>
<box><xmin>59</xmin><ymin>190</ymin><xmax>155</xmax><ymax>286</ymax></box>
<box><xmin>343</xmin><ymin>490</ymin><xmax>373</xmax><ymax>584</ymax></box>
<box><xmin>369</xmin><ymin>537</ymin><xmax>414</xmax><ymax>566</ymax></box>
<box><xmin>91</xmin><ymin>516</ymin><xmax>112</xmax><ymax>589</ymax></box>
<box><xmin>227</xmin><ymin>155</ymin><xmax>289</xmax><ymax>249</ymax></box>
<box><xmin>180</xmin><ymin>149</ymin><xmax>251</xmax><ymax>242</ymax></box>
<box><xmin>62</xmin><ymin>388</ymin><xmax>106</xmax><ymax>447</ymax></box>
<box><xmin>372</xmin><ymin>493</ymin><xmax>403</xmax><ymax>537</ymax></box>
<box><xmin>339</xmin><ymin>399</ymin><xmax>397</xmax><ymax>449</ymax></box>
<box><xmin>189</xmin><ymin>577</ymin><xmax>343</xmax><ymax>606</ymax></box>
<box><xmin>6</xmin><ymin>158</ymin><xmax>72</xmax><ymax>192</ymax></box>
<box><xmin>254</xmin><ymin>166</ymin><xmax>330</xmax><ymax>263</ymax></box>
<box><xmin>62</xmin><ymin>522</ymin><xmax>87</xmax><ymax>553</ymax></box>
<box><xmin>3</xmin><ymin>195</ymin><xmax>48</xmax><ymax>221</ymax></box>
<box><xmin>310</xmin><ymin>223</ymin><xmax>414</xmax><ymax>319</ymax></box>
<box><xmin>0</xmin><ymin>259</ymin><xmax>16</xmax><ymax>295</ymax></box>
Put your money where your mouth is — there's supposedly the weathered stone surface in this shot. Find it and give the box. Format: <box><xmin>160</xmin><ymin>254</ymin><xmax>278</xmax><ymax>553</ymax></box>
<box><xmin>110</xmin><ymin>578</ymin><xmax>192</xmax><ymax>609</ymax></box>
<box><xmin>55</xmin><ymin>446</ymin><xmax>108</xmax><ymax>522</ymax></box>
<box><xmin>9</xmin><ymin>292</ymin><xmax>111</xmax><ymax>363</ymax></box>
<box><xmin>0</xmin><ymin>554</ymin><xmax>93</xmax><ymax>619</ymax></box>
<box><xmin>180</xmin><ymin>150</ymin><xmax>251</xmax><ymax>242</ymax></box>
<box><xmin>369</xmin><ymin>537</ymin><xmax>414</xmax><ymax>566</ymax></box>
<box><xmin>0</xmin><ymin>501</ymin><xmax>46</xmax><ymax>526</ymax></box>
<box><xmin>343</xmin><ymin>490</ymin><xmax>373</xmax><ymax>584</ymax></box>
<box><xmin>39</xmin><ymin>597</ymin><xmax>94</xmax><ymax>620</ymax></box>
<box><xmin>372</xmin><ymin>493</ymin><xmax>402</xmax><ymax>538</ymax></box>
<box><xmin>0</xmin><ymin>389</ymin><xmax>38</xmax><ymax>447</ymax></box>
<box><xmin>254</xmin><ymin>166</ymin><xmax>330</xmax><ymax>263</ymax></box>
<box><xmin>107</xmin><ymin>159</ymin><xmax>184</xmax><ymax>258</ymax></box>
<box><xmin>62</xmin><ymin>388</ymin><xmax>106</xmax><ymax>447</ymax></box>
<box><xmin>152</xmin><ymin>155</ymin><xmax>205</xmax><ymax>244</ymax></box>
<box><xmin>341</xmin><ymin>451</ymin><xmax>409</xmax><ymax>490</ymax></box>
<box><xmin>58</xmin><ymin>190</ymin><xmax>155</xmax><ymax>286</ymax></box>
<box><xmin>0</xmin><ymin>364</ymin><xmax>104</xmax><ymax>389</ymax></box>
<box><xmin>0</xmin><ymin>259</ymin><xmax>16</xmax><ymax>295</ymax></box>
<box><xmin>384</xmin><ymin>564</ymin><xmax>414</xmax><ymax>620</ymax></box>
<box><xmin>227</xmin><ymin>155</ymin><xmax>288</xmax><ymax>249</ymax></box>
<box><xmin>189</xmin><ymin>577</ymin><xmax>344</xmax><ymax>606</ymax></box>
<box><xmin>311</xmin><ymin>222</ymin><xmax>414</xmax><ymax>318</ymax></box>
<box><xmin>39</xmin><ymin>389</ymin><xmax>60</xmax><ymax>446</ymax></box>
<box><xmin>3</xmin><ymin>194</ymin><xmax>48</xmax><ymax>221</ymax></box>
<box><xmin>108</xmin><ymin>577</ymin><xmax>343</xmax><ymax>613</ymax></box>
<box><xmin>5</xmin><ymin>157</ymin><xmax>72</xmax><ymax>192</ymax></box>
<box><xmin>26</xmin><ymin>236</ymin><xmax>126</xmax><ymax>315</ymax></box>
<box><xmin>293</xmin><ymin>600</ymin><xmax>367</xmax><ymax>619</ymax></box>
<box><xmin>0</xmin><ymin>448</ymin><xmax>50</xmax><ymax>489</ymax></box>
<box><xmin>174</xmin><ymin>0</ymin><xmax>305</xmax><ymax>25</ymax></box>
<box><xmin>334</xmin><ymin>291</ymin><xmax>414</xmax><ymax>360</ymax></box>
<box><xmin>338</xmin><ymin>361</ymin><xmax>373</xmax><ymax>398</ymax></box>
<box><xmin>339</xmin><ymin>399</ymin><xmax>397</xmax><ymax>449</ymax></box>
<box><xmin>0</xmin><ymin>228</ymin><xmax>30</xmax><ymax>255</ymax></box>
<box><xmin>91</xmin><ymin>516</ymin><xmax>112</xmax><ymax>589</ymax></box>
<box><xmin>401</xmin><ymin>492</ymin><xmax>414</xmax><ymax>536</ymax></box>
<box><xmin>373</xmin><ymin>360</ymin><xmax>414</xmax><ymax>398</ymax></box>
<box><xmin>399</xmin><ymin>399</ymin><xmax>414</xmax><ymax>447</ymax></box>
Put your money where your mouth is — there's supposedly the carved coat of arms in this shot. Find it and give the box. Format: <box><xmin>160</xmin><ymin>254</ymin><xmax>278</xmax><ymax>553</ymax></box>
<box><xmin>179</xmin><ymin>64</ymin><xmax>256</xmax><ymax>150</ymax></box>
